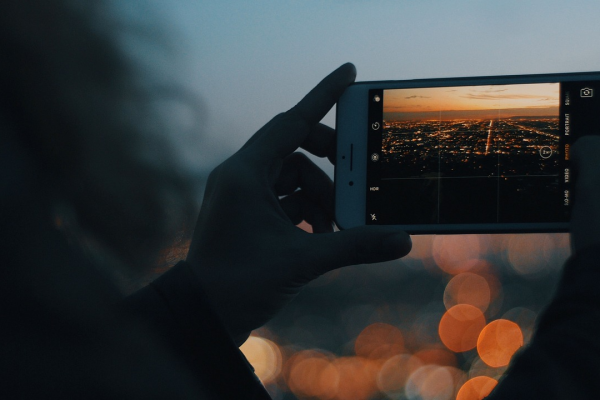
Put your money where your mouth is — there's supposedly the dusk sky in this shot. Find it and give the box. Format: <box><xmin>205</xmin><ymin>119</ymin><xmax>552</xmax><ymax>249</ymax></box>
<box><xmin>383</xmin><ymin>83</ymin><xmax>559</xmax><ymax>120</ymax></box>
<box><xmin>112</xmin><ymin>0</ymin><xmax>600</xmax><ymax>180</ymax></box>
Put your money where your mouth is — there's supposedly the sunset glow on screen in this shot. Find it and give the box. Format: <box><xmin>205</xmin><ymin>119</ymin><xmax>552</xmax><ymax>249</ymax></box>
<box><xmin>383</xmin><ymin>83</ymin><xmax>559</xmax><ymax>120</ymax></box>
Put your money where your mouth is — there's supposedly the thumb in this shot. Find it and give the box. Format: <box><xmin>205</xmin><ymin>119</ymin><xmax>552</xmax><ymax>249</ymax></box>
<box><xmin>570</xmin><ymin>136</ymin><xmax>600</xmax><ymax>253</ymax></box>
<box><xmin>309</xmin><ymin>226</ymin><xmax>412</xmax><ymax>274</ymax></box>
<box><xmin>572</xmin><ymin>136</ymin><xmax>600</xmax><ymax>188</ymax></box>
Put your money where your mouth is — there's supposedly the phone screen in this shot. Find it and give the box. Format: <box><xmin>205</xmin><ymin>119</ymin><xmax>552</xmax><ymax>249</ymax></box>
<box><xmin>366</xmin><ymin>81</ymin><xmax>600</xmax><ymax>226</ymax></box>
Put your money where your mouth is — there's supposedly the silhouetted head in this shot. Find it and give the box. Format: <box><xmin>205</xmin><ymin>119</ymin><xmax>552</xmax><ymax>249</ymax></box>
<box><xmin>0</xmin><ymin>0</ymin><xmax>197</xmax><ymax>271</ymax></box>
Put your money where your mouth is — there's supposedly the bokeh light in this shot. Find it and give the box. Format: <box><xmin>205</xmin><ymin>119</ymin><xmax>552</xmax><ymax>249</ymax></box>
<box><xmin>405</xmin><ymin>365</ymin><xmax>455</xmax><ymax>400</ymax></box>
<box><xmin>408</xmin><ymin>311</ymin><xmax>447</xmax><ymax>350</ymax></box>
<box><xmin>236</xmin><ymin>233</ymin><xmax>565</xmax><ymax>399</ymax></box>
<box><xmin>239</xmin><ymin>336</ymin><xmax>282</xmax><ymax>385</ymax></box>
<box><xmin>502</xmin><ymin>307</ymin><xmax>537</xmax><ymax>344</ymax></box>
<box><xmin>406</xmin><ymin>235</ymin><xmax>435</xmax><ymax>261</ymax></box>
<box><xmin>432</xmin><ymin>235</ymin><xmax>482</xmax><ymax>274</ymax></box>
<box><xmin>413</xmin><ymin>347</ymin><xmax>457</xmax><ymax>368</ymax></box>
<box><xmin>332</xmin><ymin>357</ymin><xmax>381</xmax><ymax>400</ymax></box>
<box><xmin>443</xmin><ymin>273</ymin><xmax>491</xmax><ymax>313</ymax></box>
<box><xmin>447</xmin><ymin>366</ymin><xmax>468</xmax><ymax>398</ymax></box>
<box><xmin>477</xmin><ymin>319</ymin><xmax>523</xmax><ymax>368</ymax></box>
<box><xmin>456</xmin><ymin>376</ymin><xmax>498</xmax><ymax>400</ymax></box>
<box><xmin>507</xmin><ymin>234</ymin><xmax>554</xmax><ymax>277</ymax></box>
<box><xmin>285</xmin><ymin>350</ymin><xmax>339</xmax><ymax>399</ymax></box>
<box><xmin>355</xmin><ymin>322</ymin><xmax>405</xmax><ymax>359</ymax></box>
<box><xmin>468</xmin><ymin>357</ymin><xmax>507</xmax><ymax>381</ymax></box>
<box><xmin>439</xmin><ymin>304</ymin><xmax>487</xmax><ymax>352</ymax></box>
<box><xmin>377</xmin><ymin>354</ymin><xmax>423</xmax><ymax>397</ymax></box>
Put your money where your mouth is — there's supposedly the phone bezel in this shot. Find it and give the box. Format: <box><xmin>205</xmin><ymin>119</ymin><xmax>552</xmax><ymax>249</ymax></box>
<box><xmin>335</xmin><ymin>71</ymin><xmax>600</xmax><ymax>234</ymax></box>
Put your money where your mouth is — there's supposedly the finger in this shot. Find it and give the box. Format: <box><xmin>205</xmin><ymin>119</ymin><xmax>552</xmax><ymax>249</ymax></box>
<box><xmin>307</xmin><ymin>227</ymin><xmax>412</xmax><ymax>275</ymax></box>
<box><xmin>280</xmin><ymin>191</ymin><xmax>334</xmax><ymax>233</ymax></box>
<box><xmin>238</xmin><ymin>112</ymin><xmax>284</xmax><ymax>154</ymax></box>
<box><xmin>274</xmin><ymin>152</ymin><xmax>333</xmax><ymax>216</ymax></box>
<box><xmin>293</xmin><ymin>62</ymin><xmax>356</xmax><ymax>126</ymax></box>
<box><xmin>250</xmin><ymin>63</ymin><xmax>356</xmax><ymax>160</ymax></box>
<box><xmin>279</xmin><ymin>192</ymin><xmax>303</xmax><ymax>225</ymax></box>
<box><xmin>300</xmin><ymin>123</ymin><xmax>336</xmax><ymax>164</ymax></box>
<box><xmin>571</xmin><ymin>136</ymin><xmax>600</xmax><ymax>185</ymax></box>
<box><xmin>307</xmin><ymin>212</ymin><xmax>334</xmax><ymax>234</ymax></box>
<box><xmin>570</xmin><ymin>136</ymin><xmax>600</xmax><ymax>209</ymax></box>
<box><xmin>570</xmin><ymin>136</ymin><xmax>600</xmax><ymax>252</ymax></box>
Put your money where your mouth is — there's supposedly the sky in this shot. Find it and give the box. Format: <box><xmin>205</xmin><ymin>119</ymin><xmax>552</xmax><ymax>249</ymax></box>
<box><xmin>111</xmin><ymin>0</ymin><xmax>600</xmax><ymax>180</ymax></box>
<box><xmin>383</xmin><ymin>83</ymin><xmax>559</xmax><ymax>119</ymax></box>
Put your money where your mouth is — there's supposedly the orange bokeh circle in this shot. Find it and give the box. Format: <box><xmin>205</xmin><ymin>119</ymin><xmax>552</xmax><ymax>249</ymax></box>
<box><xmin>439</xmin><ymin>304</ymin><xmax>486</xmax><ymax>352</ymax></box>
<box><xmin>443</xmin><ymin>273</ymin><xmax>491</xmax><ymax>313</ymax></box>
<box><xmin>333</xmin><ymin>357</ymin><xmax>381</xmax><ymax>400</ymax></box>
<box><xmin>405</xmin><ymin>365</ymin><xmax>455</xmax><ymax>400</ymax></box>
<box><xmin>457</xmin><ymin>376</ymin><xmax>498</xmax><ymax>400</ymax></box>
<box><xmin>377</xmin><ymin>354</ymin><xmax>423</xmax><ymax>396</ymax></box>
<box><xmin>239</xmin><ymin>336</ymin><xmax>282</xmax><ymax>384</ymax></box>
<box><xmin>355</xmin><ymin>322</ymin><xmax>404</xmax><ymax>359</ymax></box>
<box><xmin>432</xmin><ymin>235</ymin><xmax>481</xmax><ymax>274</ymax></box>
<box><xmin>286</xmin><ymin>351</ymin><xmax>339</xmax><ymax>399</ymax></box>
<box><xmin>413</xmin><ymin>347</ymin><xmax>457</xmax><ymax>368</ymax></box>
<box><xmin>477</xmin><ymin>319</ymin><xmax>523</xmax><ymax>368</ymax></box>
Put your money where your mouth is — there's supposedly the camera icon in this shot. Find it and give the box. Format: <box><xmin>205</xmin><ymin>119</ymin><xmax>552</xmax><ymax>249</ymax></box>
<box><xmin>581</xmin><ymin>87</ymin><xmax>594</xmax><ymax>98</ymax></box>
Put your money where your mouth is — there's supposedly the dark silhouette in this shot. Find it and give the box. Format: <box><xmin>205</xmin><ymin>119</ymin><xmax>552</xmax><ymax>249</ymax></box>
<box><xmin>1</xmin><ymin>1</ymin><xmax>599</xmax><ymax>399</ymax></box>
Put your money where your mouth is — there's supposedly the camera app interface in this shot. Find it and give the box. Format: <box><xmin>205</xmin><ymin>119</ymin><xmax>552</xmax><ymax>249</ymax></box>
<box><xmin>366</xmin><ymin>80</ymin><xmax>599</xmax><ymax>226</ymax></box>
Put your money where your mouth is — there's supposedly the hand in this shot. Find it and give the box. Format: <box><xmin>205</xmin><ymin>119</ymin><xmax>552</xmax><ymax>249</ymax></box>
<box><xmin>571</xmin><ymin>135</ymin><xmax>600</xmax><ymax>253</ymax></box>
<box><xmin>186</xmin><ymin>64</ymin><xmax>412</xmax><ymax>345</ymax></box>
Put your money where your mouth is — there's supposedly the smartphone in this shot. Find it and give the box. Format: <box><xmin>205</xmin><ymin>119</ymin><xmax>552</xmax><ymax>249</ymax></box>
<box><xmin>335</xmin><ymin>71</ymin><xmax>600</xmax><ymax>233</ymax></box>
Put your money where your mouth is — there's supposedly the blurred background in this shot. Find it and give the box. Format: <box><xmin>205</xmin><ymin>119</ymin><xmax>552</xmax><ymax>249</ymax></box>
<box><xmin>116</xmin><ymin>1</ymin><xmax>600</xmax><ymax>399</ymax></box>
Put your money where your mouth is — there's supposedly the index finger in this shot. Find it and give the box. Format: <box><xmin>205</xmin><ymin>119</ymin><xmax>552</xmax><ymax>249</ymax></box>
<box><xmin>249</xmin><ymin>63</ymin><xmax>356</xmax><ymax>160</ymax></box>
<box><xmin>293</xmin><ymin>62</ymin><xmax>357</xmax><ymax>126</ymax></box>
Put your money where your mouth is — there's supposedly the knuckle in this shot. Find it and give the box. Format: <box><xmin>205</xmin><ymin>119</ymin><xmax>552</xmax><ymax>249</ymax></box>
<box><xmin>207</xmin><ymin>156</ymin><xmax>254</xmax><ymax>193</ymax></box>
<box><xmin>283</xmin><ymin>107</ymin><xmax>310</xmax><ymax>129</ymax></box>
<box><xmin>287</xmin><ymin>151</ymin><xmax>310</xmax><ymax>165</ymax></box>
<box><xmin>332</xmin><ymin>232</ymin><xmax>367</xmax><ymax>266</ymax></box>
<box><xmin>269</xmin><ymin>112</ymin><xmax>288</xmax><ymax>127</ymax></box>
<box><xmin>351</xmin><ymin>242</ymin><xmax>371</xmax><ymax>265</ymax></box>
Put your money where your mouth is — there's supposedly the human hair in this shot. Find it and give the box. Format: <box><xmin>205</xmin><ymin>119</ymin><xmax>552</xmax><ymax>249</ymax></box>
<box><xmin>0</xmin><ymin>0</ymin><xmax>197</xmax><ymax>271</ymax></box>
